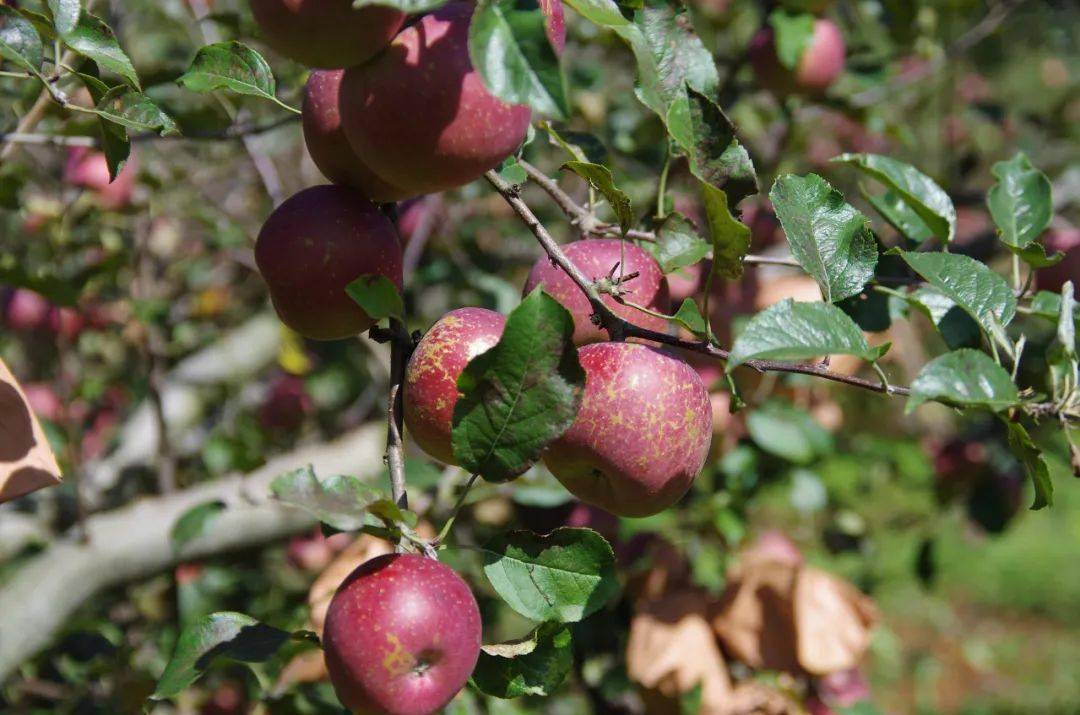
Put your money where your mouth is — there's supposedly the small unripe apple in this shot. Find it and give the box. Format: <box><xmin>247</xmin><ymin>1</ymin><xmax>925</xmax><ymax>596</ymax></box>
<box><xmin>1037</xmin><ymin>227</ymin><xmax>1080</xmax><ymax>293</ymax></box>
<box><xmin>404</xmin><ymin>307</ymin><xmax>506</xmax><ymax>464</ymax></box>
<box><xmin>523</xmin><ymin>239</ymin><xmax>671</xmax><ymax>345</ymax></box>
<box><xmin>255</xmin><ymin>185</ymin><xmax>403</xmax><ymax>341</ymax></box>
<box><xmin>249</xmin><ymin>0</ymin><xmax>404</xmax><ymax>69</ymax></box>
<box><xmin>3</xmin><ymin>289</ymin><xmax>51</xmax><ymax>332</ymax></box>
<box><xmin>543</xmin><ymin>342</ymin><xmax>712</xmax><ymax>517</ymax></box>
<box><xmin>340</xmin><ymin>3</ymin><xmax>532</xmax><ymax>197</ymax></box>
<box><xmin>63</xmin><ymin>147</ymin><xmax>137</xmax><ymax>210</ymax></box>
<box><xmin>749</xmin><ymin>19</ymin><xmax>846</xmax><ymax>95</ymax></box>
<box><xmin>323</xmin><ymin>553</ymin><xmax>481</xmax><ymax>715</ymax></box>
<box><xmin>302</xmin><ymin>70</ymin><xmax>412</xmax><ymax>202</ymax></box>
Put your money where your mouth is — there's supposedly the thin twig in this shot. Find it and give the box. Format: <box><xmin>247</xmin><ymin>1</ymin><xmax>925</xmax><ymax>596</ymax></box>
<box><xmin>384</xmin><ymin>319</ymin><xmax>409</xmax><ymax>513</ymax></box>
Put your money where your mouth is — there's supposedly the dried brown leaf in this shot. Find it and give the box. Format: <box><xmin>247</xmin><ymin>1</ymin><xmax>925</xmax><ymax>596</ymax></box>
<box><xmin>0</xmin><ymin>359</ymin><xmax>62</xmax><ymax>504</ymax></box>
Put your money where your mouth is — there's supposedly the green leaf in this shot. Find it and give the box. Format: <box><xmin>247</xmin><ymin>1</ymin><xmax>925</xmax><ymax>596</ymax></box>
<box><xmin>153</xmin><ymin>612</ymin><xmax>293</xmax><ymax>699</ymax></box>
<box><xmin>481</xmin><ymin>528</ymin><xmax>618</xmax><ymax>622</ymax></box>
<box><xmin>895</xmin><ymin>250</ymin><xmax>1017</xmax><ymax>336</ymax></box>
<box><xmin>768</xmin><ymin>10</ymin><xmax>815</xmax><ymax>70</ymax></box>
<box><xmin>635</xmin><ymin>0</ymin><xmax>718</xmax><ymax>103</ymax></box>
<box><xmin>471</xmin><ymin>623</ymin><xmax>574</xmax><ymax>698</ymax></box>
<box><xmin>540</xmin><ymin>124</ymin><xmax>608</xmax><ymax>164</ymax></box>
<box><xmin>178</xmin><ymin>41</ymin><xmax>286</xmax><ymax>108</ymax></box>
<box><xmin>727</xmin><ymin>298</ymin><xmax>889</xmax><ymax>369</ymax></box>
<box><xmin>498</xmin><ymin>155</ymin><xmax>528</xmax><ymax>184</ymax></box>
<box><xmin>354</xmin><ymin>0</ymin><xmax>449</xmax><ymax>11</ymax></box>
<box><xmin>47</xmin><ymin>0</ymin><xmax>80</xmax><ymax>36</ymax></box>
<box><xmin>646</xmin><ymin>212</ymin><xmax>711</xmax><ymax>274</ymax></box>
<box><xmin>1029</xmin><ymin>291</ymin><xmax>1080</xmax><ymax>331</ymax></box>
<box><xmin>987</xmin><ymin>152</ymin><xmax>1052</xmax><ymax>249</ymax></box>
<box><xmin>452</xmin><ymin>289</ymin><xmax>584</xmax><ymax>482</ymax></box>
<box><xmin>864</xmin><ymin>189</ymin><xmax>934</xmax><ymax>244</ymax></box>
<box><xmin>73</xmin><ymin>69</ymin><xmax>131</xmax><ymax>180</ymax></box>
<box><xmin>679</xmin><ymin>87</ymin><xmax>757</xmax><ymax>204</ymax></box>
<box><xmin>93</xmin><ymin>86</ymin><xmax>178</xmax><ymax>135</ymax></box>
<box><xmin>904</xmin><ymin>287</ymin><xmax>981</xmax><ymax>350</ymax></box>
<box><xmin>345</xmin><ymin>274</ymin><xmax>404</xmax><ymax>323</ymax></box>
<box><xmin>0</xmin><ymin>6</ymin><xmax>44</xmax><ymax>72</ymax></box>
<box><xmin>906</xmin><ymin>349</ymin><xmax>1020</xmax><ymax>413</ymax></box>
<box><xmin>170</xmin><ymin>501</ymin><xmax>227</xmax><ymax>553</ymax></box>
<box><xmin>746</xmin><ymin>401</ymin><xmax>833</xmax><ymax>464</ymax></box>
<box><xmin>670</xmin><ymin>298</ymin><xmax>708</xmax><ymax>337</ymax></box>
<box><xmin>1003</xmin><ymin>421</ymin><xmax>1053</xmax><ymax>510</ymax></box>
<box><xmin>469</xmin><ymin>0</ymin><xmax>568</xmax><ymax>119</ymax></box>
<box><xmin>561</xmin><ymin>0</ymin><xmax>629</xmax><ymax>28</ymax></box>
<box><xmin>681</xmin><ymin>683</ymin><xmax>704</xmax><ymax>715</ymax></box>
<box><xmin>701</xmin><ymin>183</ymin><xmax>751</xmax><ymax>279</ymax></box>
<box><xmin>270</xmin><ymin>465</ymin><xmax>392</xmax><ymax>531</ymax></box>
<box><xmin>560</xmin><ymin>161</ymin><xmax>634</xmax><ymax>235</ymax></box>
<box><xmin>63</xmin><ymin>13</ymin><xmax>139</xmax><ymax>89</ymax></box>
<box><xmin>833</xmin><ymin>153</ymin><xmax>956</xmax><ymax>243</ymax></box>
<box><xmin>770</xmin><ymin>173</ymin><xmax>878</xmax><ymax>302</ymax></box>
<box><xmin>1005</xmin><ymin>240</ymin><xmax>1064</xmax><ymax>268</ymax></box>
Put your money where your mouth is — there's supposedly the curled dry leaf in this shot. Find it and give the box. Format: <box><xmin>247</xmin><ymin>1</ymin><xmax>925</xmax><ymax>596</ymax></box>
<box><xmin>627</xmin><ymin>590</ymin><xmax>732</xmax><ymax>715</ymax></box>
<box><xmin>0</xmin><ymin>358</ymin><xmax>62</xmax><ymax>503</ymax></box>
<box><xmin>794</xmin><ymin>568</ymin><xmax>877</xmax><ymax>675</ymax></box>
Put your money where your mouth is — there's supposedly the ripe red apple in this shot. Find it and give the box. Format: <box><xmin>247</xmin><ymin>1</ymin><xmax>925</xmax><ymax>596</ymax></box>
<box><xmin>340</xmin><ymin>2</ymin><xmax>532</xmax><ymax>197</ymax></box>
<box><xmin>323</xmin><ymin>553</ymin><xmax>481</xmax><ymax>715</ymax></box>
<box><xmin>749</xmin><ymin>19</ymin><xmax>846</xmax><ymax>95</ymax></box>
<box><xmin>3</xmin><ymin>289</ymin><xmax>51</xmax><ymax>332</ymax></box>
<box><xmin>1037</xmin><ymin>227</ymin><xmax>1080</xmax><ymax>293</ymax></box>
<box><xmin>63</xmin><ymin>147</ymin><xmax>137</xmax><ymax>210</ymax></box>
<box><xmin>523</xmin><ymin>239</ymin><xmax>671</xmax><ymax>345</ymax></box>
<box><xmin>249</xmin><ymin>0</ymin><xmax>404</xmax><ymax>69</ymax></box>
<box><xmin>259</xmin><ymin>374</ymin><xmax>313</xmax><ymax>433</ymax></box>
<box><xmin>404</xmin><ymin>307</ymin><xmax>506</xmax><ymax>464</ymax></box>
<box><xmin>48</xmin><ymin>306</ymin><xmax>85</xmax><ymax>341</ymax></box>
<box><xmin>302</xmin><ymin>70</ymin><xmax>412</xmax><ymax>202</ymax></box>
<box><xmin>254</xmin><ymin>185</ymin><xmax>403</xmax><ymax>341</ymax></box>
<box><xmin>543</xmin><ymin>342</ymin><xmax>712</xmax><ymax>517</ymax></box>
<box><xmin>22</xmin><ymin>383</ymin><xmax>63</xmax><ymax>423</ymax></box>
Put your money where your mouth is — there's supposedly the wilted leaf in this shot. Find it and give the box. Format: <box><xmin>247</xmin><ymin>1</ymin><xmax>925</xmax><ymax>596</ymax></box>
<box><xmin>0</xmin><ymin>358</ymin><xmax>62</xmax><ymax>504</ymax></box>
<box><xmin>793</xmin><ymin>567</ymin><xmax>877</xmax><ymax>675</ymax></box>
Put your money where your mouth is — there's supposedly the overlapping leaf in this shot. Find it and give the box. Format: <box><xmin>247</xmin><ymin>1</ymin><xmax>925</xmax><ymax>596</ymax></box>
<box><xmin>895</xmin><ymin>250</ymin><xmax>1016</xmax><ymax>336</ymax></box>
<box><xmin>906</xmin><ymin>349</ymin><xmax>1020</xmax><ymax>413</ymax></box>
<box><xmin>472</xmin><ymin>623</ymin><xmax>574</xmax><ymax>698</ymax></box>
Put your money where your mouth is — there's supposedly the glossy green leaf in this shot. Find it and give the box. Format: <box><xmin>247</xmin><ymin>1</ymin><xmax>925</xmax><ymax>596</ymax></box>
<box><xmin>472</xmin><ymin>623</ymin><xmax>573</xmax><ymax>698</ymax></box>
<box><xmin>701</xmin><ymin>183</ymin><xmax>751</xmax><ymax>279</ymax></box>
<box><xmin>768</xmin><ymin>10</ymin><xmax>815</xmax><ymax>70</ymax></box>
<box><xmin>907</xmin><ymin>349</ymin><xmax>1020</xmax><ymax>413</ymax></box>
<box><xmin>670</xmin><ymin>298</ymin><xmax>708</xmax><ymax>337</ymax></box>
<box><xmin>561</xmin><ymin>0</ymin><xmax>629</xmax><ymax>28</ymax></box>
<box><xmin>170</xmin><ymin>501</ymin><xmax>227</xmax><ymax>553</ymax></box>
<box><xmin>1005</xmin><ymin>240</ymin><xmax>1064</xmax><ymax>268</ymax></box>
<box><xmin>770</xmin><ymin>173</ymin><xmax>877</xmax><ymax>302</ymax></box>
<box><xmin>746</xmin><ymin>401</ymin><xmax>833</xmax><ymax>465</ymax></box>
<box><xmin>178</xmin><ymin>41</ymin><xmax>282</xmax><ymax>105</ymax></box>
<box><xmin>834</xmin><ymin>153</ymin><xmax>956</xmax><ymax>243</ymax></box>
<box><xmin>63</xmin><ymin>13</ymin><xmax>139</xmax><ymax>89</ymax></box>
<box><xmin>679</xmin><ymin>88</ymin><xmax>757</xmax><ymax>204</ymax></box>
<box><xmin>987</xmin><ymin>152</ymin><xmax>1052</xmax><ymax>249</ymax></box>
<box><xmin>646</xmin><ymin>212</ymin><xmax>711</xmax><ymax>274</ymax></box>
<box><xmin>452</xmin><ymin>289</ymin><xmax>584</xmax><ymax>482</ymax></box>
<box><xmin>905</xmin><ymin>287</ymin><xmax>981</xmax><ymax>350</ymax></box>
<box><xmin>561</xmin><ymin>161</ymin><xmax>634</xmax><ymax>235</ymax></box>
<box><xmin>895</xmin><ymin>250</ymin><xmax>1017</xmax><ymax>335</ymax></box>
<box><xmin>865</xmin><ymin>189</ymin><xmax>934</xmax><ymax>244</ymax></box>
<box><xmin>1003</xmin><ymin>420</ymin><xmax>1053</xmax><ymax>510</ymax></box>
<box><xmin>73</xmin><ymin>69</ymin><xmax>131</xmax><ymax>180</ymax></box>
<box><xmin>728</xmin><ymin>298</ymin><xmax>889</xmax><ymax>369</ymax></box>
<box><xmin>93</xmin><ymin>86</ymin><xmax>178</xmax><ymax>135</ymax></box>
<box><xmin>153</xmin><ymin>612</ymin><xmax>293</xmax><ymax>699</ymax></box>
<box><xmin>47</xmin><ymin>0</ymin><xmax>80</xmax><ymax>36</ymax></box>
<box><xmin>345</xmin><ymin>274</ymin><xmax>404</xmax><ymax>322</ymax></box>
<box><xmin>270</xmin><ymin>465</ymin><xmax>388</xmax><ymax>531</ymax></box>
<box><xmin>0</xmin><ymin>6</ymin><xmax>44</xmax><ymax>72</ymax></box>
<box><xmin>469</xmin><ymin>0</ymin><xmax>568</xmax><ymax>119</ymax></box>
<box><xmin>481</xmin><ymin>527</ymin><xmax>618</xmax><ymax>622</ymax></box>
<box><xmin>636</xmin><ymin>0</ymin><xmax>718</xmax><ymax>106</ymax></box>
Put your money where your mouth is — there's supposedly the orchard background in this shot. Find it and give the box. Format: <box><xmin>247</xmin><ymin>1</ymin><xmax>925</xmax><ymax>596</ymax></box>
<box><xmin>0</xmin><ymin>0</ymin><xmax>1078</xmax><ymax>713</ymax></box>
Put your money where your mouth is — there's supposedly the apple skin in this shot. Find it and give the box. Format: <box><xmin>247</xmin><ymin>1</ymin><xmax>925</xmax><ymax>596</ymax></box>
<box><xmin>340</xmin><ymin>3</ymin><xmax>532</xmax><ymax>197</ymax></box>
<box><xmin>540</xmin><ymin>0</ymin><xmax>566</xmax><ymax>54</ymax></box>
<box><xmin>403</xmin><ymin>307</ymin><xmax>506</xmax><ymax>464</ymax></box>
<box><xmin>543</xmin><ymin>342</ymin><xmax>712</xmax><ymax>517</ymax></box>
<box><xmin>254</xmin><ymin>185</ymin><xmax>403</xmax><ymax>341</ymax></box>
<box><xmin>302</xmin><ymin>70</ymin><xmax>413</xmax><ymax>202</ymax></box>
<box><xmin>249</xmin><ymin>0</ymin><xmax>404</xmax><ymax>69</ymax></box>
<box><xmin>1037</xmin><ymin>227</ymin><xmax>1080</xmax><ymax>293</ymax></box>
<box><xmin>63</xmin><ymin>147</ymin><xmax>137</xmax><ymax>210</ymax></box>
<box><xmin>523</xmin><ymin>239</ymin><xmax>670</xmax><ymax>345</ymax></box>
<box><xmin>749</xmin><ymin>19</ymin><xmax>846</xmax><ymax>95</ymax></box>
<box><xmin>323</xmin><ymin>553</ymin><xmax>481</xmax><ymax>715</ymax></box>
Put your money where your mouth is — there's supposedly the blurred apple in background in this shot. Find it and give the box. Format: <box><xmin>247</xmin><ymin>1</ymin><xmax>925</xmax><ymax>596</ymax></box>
<box><xmin>63</xmin><ymin>148</ymin><xmax>138</xmax><ymax>210</ymax></box>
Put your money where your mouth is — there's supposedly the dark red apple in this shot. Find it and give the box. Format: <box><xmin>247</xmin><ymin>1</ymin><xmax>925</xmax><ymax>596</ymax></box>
<box><xmin>249</xmin><ymin>0</ymin><xmax>404</xmax><ymax>69</ymax></box>
<box><xmin>543</xmin><ymin>342</ymin><xmax>712</xmax><ymax>517</ymax></box>
<box><xmin>523</xmin><ymin>239</ymin><xmax>670</xmax><ymax>345</ymax></box>
<box><xmin>3</xmin><ymin>289</ymin><xmax>51</xmax><ymax>332</ymax></box>
<box><xmin>63</xmin><ymin>147</ymin><xmax>137</xmax><ymax>210</ymax></box>
<box><xmin>323</xmin><ymin>553</ymin><xmax>481</xmax><ymax>715</ymax></box>
<box><xmin>254</xmin><ymin>185</ymin><xmax>403</xmax><ymax>341</ymax></box>
<box><xmin>302</xmin><ymin>70</ymin><xmax>412</xmax><ymax>202</ymax></box>
<box><xmin>340</xmin><ymin>3</ymin><xmax>532</xmax><ymax>197</ymax></box>
<box><xmin>258</xmin><ymin>374</ymin><xmax>313</xmax><ymax>433</ymax></box>
<box><xmin>404</xmin><ymin>307</ymin><xmax>506</xmax><ymax>464</ymax></box>
<box><xmin>749</xmin><ymin>18</ymin><xmax>846</xmax><ymax>95</ymax></box>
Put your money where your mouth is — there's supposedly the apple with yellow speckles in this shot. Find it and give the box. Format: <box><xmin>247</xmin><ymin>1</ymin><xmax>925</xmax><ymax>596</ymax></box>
<box><xmin>543</xmin><ymin>342</ymin><xmax>712</xmax><ymax>517</ymax></box>
<box><xmin>254</xmin><ymin>185</ymin><xmax>402</xmax><ymax>341</ymax></box>
<box><xmin>323</xmin><ymin>553</ymin><xmax>481</xmax><ymax>715</ymax></box>
<box><xmin>523</xmin><ymin>239</ymin><xmax>671</xmax><ymax>345</ymax></box>
<box><xmin>403</xmin><ymin>308</ymin><xmax>506</xmax><ymax>464</ymax></box>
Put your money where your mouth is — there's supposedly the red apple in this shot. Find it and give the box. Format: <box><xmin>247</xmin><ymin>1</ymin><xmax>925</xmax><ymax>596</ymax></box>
<box><xmin>666</xmin><ymin>262</ymin><xmax>703</xmax><ymax>305</ymax></box>
<box><xmin>254</xmin><ymin>185</ymin><xmax>403</xmax><ymax>341</ymax></box>
<box><xmin>749</xmin><ymin>19</ymin><xmax>846</xmax><ymax>95</ymax></box>
<box><xmin>523</xmin><ymin>239</ymin><xmax>671</xmax><ymax>345</ymax></box>
<box><xmin>22</xmin><ymin>383</ymin><xmax>63</xmax><ymax>423</ymax></box>
<box><xmin>302</xmin><ymin>70</ymin><xmax>412</xmax><ymax>202</ymax></box>
<box><xmin>543</xmin><ymin>342</ymin><xmax>712</xmax><ymax>517</ymax></box>
<box><xmin>48</xmin><ymin>306</ymin><xmax>85</xmax><ymax>341</ymax></box>
<box><xmin>259</xmin><ymin>374</ymin><xmax>313</xmax><ymax>433</ymax></box>
<box><xmin>404</xmin><ymin>307</ymin><xmax>506</xmax><ymax>464</ymax></box>
<box><xmin>3</xmin><ymin>289</ymin><xmax>51</xmax><ymax>332</ymax></box>
<box><xmin>63</xmin><ymin>147</ymin><xmax>137</xmax><ymax>210</ymax></box>
<box><xmin>323</xmin><ymin>553</ymin><xmax>481</xmax><ymax>715</ymax></box>
<box><xmin>1037</xmin><ymin>227</ymin><xmax>1080</xmax><ymax>293</ymax></box>
<box><xmin>249</xmin><ymin>0</ymin><xmax>404</xmax><ymax>69</ymax></box>
<box><xmin>340</xmin><ymin>3</ymin><xmax>532</xmax><ymax>197</ymax></box>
